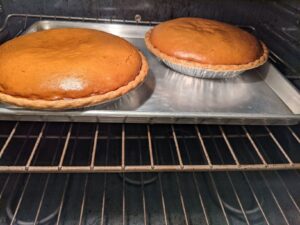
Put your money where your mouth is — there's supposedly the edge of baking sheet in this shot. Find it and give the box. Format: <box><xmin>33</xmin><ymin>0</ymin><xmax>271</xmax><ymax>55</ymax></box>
<box><xmin>256</xmin><ymin>64</ymin><xmax>300</xmax><ymax>114</ymax></box>
<box><xmin>23</xmin><ymin>20</ymin><xmax>152</xmax><ymax>38</ymax></box>
<box><xmin>0</xmin><ymin>109</ymin><xmax>299</xmax><ymax>125</ymax></box>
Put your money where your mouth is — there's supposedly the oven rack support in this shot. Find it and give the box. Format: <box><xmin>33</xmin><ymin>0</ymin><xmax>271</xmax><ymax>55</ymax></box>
<box><xmin>0</xmin><ymin>122</ymin><xmax>299</xmax><ymax>173</ymax></box>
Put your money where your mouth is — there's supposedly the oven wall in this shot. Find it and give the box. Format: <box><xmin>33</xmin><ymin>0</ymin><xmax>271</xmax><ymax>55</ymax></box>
<box><xmin>0</xmin><ymin>0</ymin><xmax>292</xmax><ymax>24</ymax></box>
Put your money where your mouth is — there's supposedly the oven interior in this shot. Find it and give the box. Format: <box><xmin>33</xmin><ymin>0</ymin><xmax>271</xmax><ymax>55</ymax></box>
<box><xmin>0</xmin><ymin>0</ymin><xmax>299</xmax><ymax>225</ymax></box>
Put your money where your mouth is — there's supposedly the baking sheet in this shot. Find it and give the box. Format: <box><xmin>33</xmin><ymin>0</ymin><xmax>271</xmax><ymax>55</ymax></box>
<box><xmin>0</xmin><ymin>20</ymin><xmax>299</xmax><ymax>125</ymax></box>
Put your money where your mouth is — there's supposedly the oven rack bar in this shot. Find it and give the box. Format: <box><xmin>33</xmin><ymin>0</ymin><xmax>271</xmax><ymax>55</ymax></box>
<box><xmin>1</xmin><ymin>164</ymin><xmax>299</xmax><ymax>173</ymax></box>
<box><xmin>0</xmin><ymin>122</ymin><xmax>299</xmax><ymax>173</ymax></box>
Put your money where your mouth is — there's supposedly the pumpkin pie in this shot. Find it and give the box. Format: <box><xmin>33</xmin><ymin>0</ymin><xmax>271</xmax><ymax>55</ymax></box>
<box><xmin>145</xmin><ymin>17</ymin><xmax>268</xmax><ymax>78</ymax></box>
<box><xmin>0</xmin><ymin>28</ymin><xmax>148</xmax><ymax>109</ymax></box>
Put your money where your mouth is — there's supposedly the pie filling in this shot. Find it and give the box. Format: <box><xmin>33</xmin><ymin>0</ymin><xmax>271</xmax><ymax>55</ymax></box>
<box><xmin>0</xmin><ymin>28</ymin><xmax>146</xmax><ymax>102</ymax></box>
<box><xmin>0</xmin><ymin>28</ymin><xmax>148</xmax><ymax>109</ymax></box>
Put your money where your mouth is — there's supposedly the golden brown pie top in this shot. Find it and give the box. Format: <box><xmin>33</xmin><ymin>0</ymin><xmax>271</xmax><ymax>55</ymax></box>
<box><xmin>0</xmin><ymin>28</ymin><xmax>143</xmax><ymax>100</ymax></box>
<box><xmin>149</xmin><ymin>17</ymin><xmax>264</xmax><ymax>65</ymax></box>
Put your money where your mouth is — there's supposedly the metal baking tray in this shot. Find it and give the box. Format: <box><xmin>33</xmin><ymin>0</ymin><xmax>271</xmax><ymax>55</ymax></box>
<box><xmin>0</xmin><ymin>20</ymin><xmax>299</xmax><ymax>125</ymax></box>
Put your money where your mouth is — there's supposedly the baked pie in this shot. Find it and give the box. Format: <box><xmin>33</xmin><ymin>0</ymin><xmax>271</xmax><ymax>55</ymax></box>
<box><xmin>145</xmin><ymin>17</ymin><xmax>268</xmax><ymax>78</ymax></box>
<box><xmin>0</xmin><ymin>28</ymin><xmax>148</xmax><ymax>109</ymax></box>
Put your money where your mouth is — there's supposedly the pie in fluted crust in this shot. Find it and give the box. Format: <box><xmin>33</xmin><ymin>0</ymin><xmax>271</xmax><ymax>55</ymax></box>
<box><xmin>0</xmin><ymin>28</ymin><xmax>148</xmax><ymax>109</ymax></box>
<box><xmin>145</xmin><ymin>17</ymin><xmax>268</xmax><ymax>72</ymax></box>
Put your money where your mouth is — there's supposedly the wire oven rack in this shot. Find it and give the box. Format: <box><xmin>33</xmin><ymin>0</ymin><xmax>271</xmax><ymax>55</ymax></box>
<box><xmin>1</xmin><ymin>170</ymin><xmax>300</xmax><ymax>224</ymax></box>
<box><xmin>0</xmin><ymin>121</ymin><xmax>300</xmax><ymax>224</ymax></box>
<box><xmin>0</xmin><ymin>122</ymin><xmax>299</xmax><ymax>173</ymax></box>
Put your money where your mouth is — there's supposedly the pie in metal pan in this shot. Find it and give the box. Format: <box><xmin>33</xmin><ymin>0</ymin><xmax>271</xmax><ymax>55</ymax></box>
<box><xmin>0</xmin><ymin>28</ymin><xmax>148</xmax><ymax>109</ymax></box>
<box><xmin>145</xmin><ymin>17</ymin><xmax>268</xmax><ymax>78</ymax></box>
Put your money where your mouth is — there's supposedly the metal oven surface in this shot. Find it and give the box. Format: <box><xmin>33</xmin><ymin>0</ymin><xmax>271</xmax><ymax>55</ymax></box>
<box><xmin>0</xmin><ymin>20</ymin><xmax>298</xmax><ymax>125</ymax></box>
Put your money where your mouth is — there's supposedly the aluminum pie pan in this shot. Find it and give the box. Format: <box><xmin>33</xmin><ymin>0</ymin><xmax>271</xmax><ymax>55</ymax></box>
<box><xmin>160</xmin><ymin>58</ymin><xmax>243</xmax><ymax>79</ymax></box>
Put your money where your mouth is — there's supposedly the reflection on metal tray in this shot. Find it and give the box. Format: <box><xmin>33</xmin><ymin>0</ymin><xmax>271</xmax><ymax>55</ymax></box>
<box><xmin>0</xmin><ymin>20</ymin><xmax>299</xmax><ymax>125</ymax></box>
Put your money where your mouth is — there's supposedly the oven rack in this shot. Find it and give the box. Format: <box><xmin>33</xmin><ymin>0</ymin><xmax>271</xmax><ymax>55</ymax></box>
<box><xmin>0</xmin><ymin>122</ymin><xmax>299</xmax><ymax>173</ymax></box>
<box><xmin>1</xmin><ymin>170</ymin><xmax>300</xmax><ymax>225</ymax></box>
